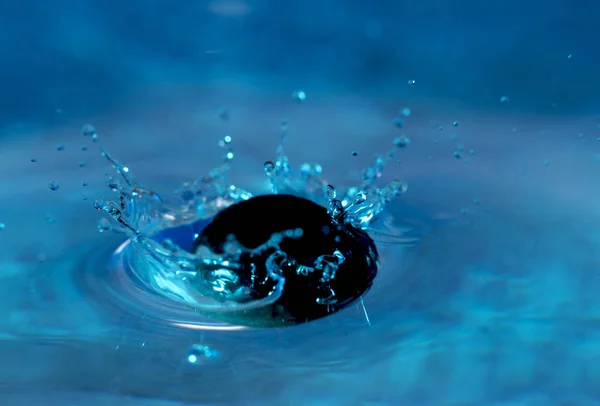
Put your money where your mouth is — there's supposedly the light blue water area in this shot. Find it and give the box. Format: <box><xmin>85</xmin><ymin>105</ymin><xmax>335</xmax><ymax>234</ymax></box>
<box><xmin>1</xmin><ymin>1</ymin><xmax>600</xmax><ymax>405</ymax></box>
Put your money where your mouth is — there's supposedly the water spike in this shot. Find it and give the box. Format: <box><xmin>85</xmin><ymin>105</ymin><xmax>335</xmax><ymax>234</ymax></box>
<box><xmin>264</xmin><ymin>161</ymin><xmax>278</xmax><ymax>194</ymax></box>
<box><xmin>101</xmin><ymin>148</ymin><xmax>136</xmax><ymax>187</ymax></box>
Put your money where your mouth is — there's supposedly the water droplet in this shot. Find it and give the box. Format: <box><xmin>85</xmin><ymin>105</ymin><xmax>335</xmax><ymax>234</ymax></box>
<box><xmin>83</xmin><ymin>181</ymin><xmax>89</xmax><ymax>187</ymax></box>
<box><xmin>218</xmin><ymin>109</ymin><xmax>229</xmax><ymax>121</ymax></box>
<box><xmin>469</xmin><ymin>149</ymin><xmax>475</xmax><ymax>155</ymax></box>
<box><xmin>352</xmin><ymin>150</ymin><xmax>359</xmax><ymax>156</ymax></box>
<box><xmin>453</xmin><ymin>121</ymin><xmax>459</xmax><ymax>127</ymax></box>
<box><xmin>30</xmin><ymin>158</ymin><xmax>37</xmax><ymax>163</ymax></box>
<box><xmin>48</xmin><ymin>181</ymin><xmax>60</xmax><ymax>191</ymax></box>
<box><xmin>79</xmin><ymin>162</ymin><xmax>86</xmax><ymax>168</ymax></box>
<box><xmin>577</xmin><ymin>133</ymin><xmax>584</xmax><ymax>139</ymax></box>
<box><xmin>401</xmin><ymin>107</ymin><xmax>411</xmax><ymax>117</ymax></box>
<box><xmin>393</xmin><ymin>117</ymin><xmax>404</xmax><ymax>128</ymax></box>
<box><xmin>0</xmin><ymin>223</ymin><xmax>5</xmax><ymax>231</ymax></box>
<box><xmin>543</xmin><ymin>160</ymin><xmax>550</xmax><ymax>167</ymax></box>
<box><xmin>187</xmin><ymin>344</ymin><xmax>217</xmax><ymax>364</ymax></box>
<box><xmin>388</xmin><ymin>180</ymin><xmax>408</xmax><ymax>196</ymax></box>
<box><xmin>354</xmin><ymin>193</ymin><xmax>366</xmax><ymax>205</ymax></box>
<box><xmin>82</xmin><ymin>124</ymin><xmax>98</xmax><ymax>142</ymax></box>
<box><xmin>500</xmin><ymin>96</ymin><xmax>510</xmax><ymax>103</ymax></box>
<box><xmin>263</xmin><ymin>161</ymin><xmax>275</xmax><ymax>175</ymax></box>
<box><xmin>408</xmin><ymin>79</ymin><xmax>416</xmax><ymax>86</ymax></box>
<box><xmin>292</xmin><ymin>90</ymin><xmax>306</xmax><ymax>102</ymax></box>
<box><xmin>453</xmin><ymin>150</ymin><xmax>463</xmax><ymax>159</ymax></box>
<box><xmin>56</xmin><ymin>145</ymin><xmax>65</xmax><ymax>151</ymax></box>
<box><xmin>45</xmin><ymin>216</ymin><xmax>56</xmax><ymax>224</ymax></box>
<box><xmin>81</xmin><ymin>145</ymin><xmax>88</xmax><ymax>151</ymax></box>
<box><xmin>393</xmin><ymin>135</ymin><xmax>410</xmax><ymax>148</ymax></box>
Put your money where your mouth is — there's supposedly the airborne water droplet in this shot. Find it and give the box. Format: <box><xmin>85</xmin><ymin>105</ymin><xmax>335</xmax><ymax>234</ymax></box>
<box><xmin>48</xmin><ymin>181</ymin><xmax>59</xmax><ymax>191</ymax></box>
<box><xmin>393</xmin><ymin>135</ymin><xmax>410</xmax><ymax>148</ymax></box>
<box><xmin>264</xmin><ymin>161</ymin><xmax>275</xmax><ymax>175</ymax></box>
<box><xmin>292</xmin><ymin>90</ymin><xmax>307</xmax><ymax>102</ymax></box>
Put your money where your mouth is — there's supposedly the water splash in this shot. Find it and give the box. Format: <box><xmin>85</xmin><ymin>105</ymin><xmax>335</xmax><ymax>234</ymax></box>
<box><xmin>93</xmin><ymin>122</ymin><xmax>408</xmax><ymax>322</ymax></box>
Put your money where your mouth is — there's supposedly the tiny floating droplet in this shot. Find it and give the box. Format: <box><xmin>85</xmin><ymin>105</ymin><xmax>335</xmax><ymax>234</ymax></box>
<box><xmin>401</xmin><ymin>107</ymin><xmax>411</xmax><ymax>117</ymax></box>
<box><xmin>218</xmin><ymin>109</ymin><xmax>229</xmax><ymax>121</ymax></box>
<box><xmin>393</xmin><ymin>135</ymin><xmax>410</xmax><ymax>148</ymax></box>
<box><xmin>393</xmin><ymin>117</ymin><xmax>404</xmax><ymax>128</ymax></box>
<box><xmin>453</xmin><ymin>121</ymin><xmax>459</xmax><ymax>127</ymax></box>
<box><xmin>81</xmin><ymin>145</ymin><xmax>88</xmax><ymax>151</ymax></box>
<box><xmin>408</xmin><ymin>79</ymin><xmax>416</xmax><ymax>86</ymax></box>
<box><xmin>543</xmin><ymin>160</ymin><xmax>550</xmax><ymax>167</ymax></box>
<box><xmin>352</xmin><ymin>150</ymin><xmax>359</xmax><ymax>156</ymax></box>
<box><xmin>56</xmin><ymin>145</ymin><xmax>65</xmax><ymax>151</ymax></box>
<box><xmin>292</xmin><ymin>90</ymin><xmax>306</xmax><ymax>102</ymax></box>
<box><xmin>500</xmin><ymin>96</ymin><xmax>510</xmax><ymax>103</ymax></box>
<box><xmin>187</xmin><ymin>344</ymin><xmax>217</xmax><ymax>364</ymax></box>
<box><xmin>48</xmin><ymin>181</ymin><xmax>60</xmax><ymax>191</ymax></box>
<box><xmin>82</xmin><ymin>124</ymin><xmax>98</xmax><ymax>142</ymax></box>
<box><xmin>0</xmin><ymin>223</ymin><xmax>5</xmax><ymax>231</ymax></box>
<box><xmin>354</xmin><ymin>193</ymin><xmax>366</xmax><ymax>205</ymax></box>
<box><xmin>30</xmin><ymin>158</ymin><xmax>37</xmax><ymax>163</ymax></box>
<box><xmin>79</xmin><ymin>162</ymin><xmax>86</xmax><ymax>168</ymax></box>
<box><xmin>264</xmin><ymin>161</ymin><xmax>275</xmax><ymax>175</ymax></box>
<box><xmin>453</xmin><ymin>150</ymin><xmax>463</xmax><ymax>159</ymax></box>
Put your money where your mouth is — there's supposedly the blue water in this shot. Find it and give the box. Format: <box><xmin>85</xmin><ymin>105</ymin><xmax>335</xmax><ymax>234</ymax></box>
<box><xmin>1</xmin><ymin>1</ymin><xmax>600</xmax><ymax>405</ymax></box>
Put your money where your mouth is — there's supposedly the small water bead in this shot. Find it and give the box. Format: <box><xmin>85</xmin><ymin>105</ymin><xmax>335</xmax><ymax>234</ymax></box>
<box><xmin>292</xmin><ymin>90</ymin><xmax>307</xmax><ymax>102</ymax></box>
<box><xmin>408</xmin><ymin>79</ymin><xmax>416</xmax><ymax>86</ymax></box>
<box><xmin>401</xmin><ymin>107</ymin><xmax>411</xmax><ymax>117</ymax></box>
<box><xmin>543</xmin><ymin>160</ymin><xmax>550</xmax><ymax>167</ymax></box>
<box><xmin>218</xmin><ymin>109</ymin><xmax>229</xmax><ymax>122</ymax></box>
<box><xmin>393</xmin><ymin>135</ymin><xmax>410</xmax><ymax>148</ymax></box>
<box><xmin>56</xmin><ymin>145</ymin><xmax>65</xmax><ymax>151</ymax></box>
<box><xmin>299</xmin><ymin>162</ymin><xmax>323</xmax><ymax>178</ymax></box>
<box><xmin>45</xmin><ymin>216</ymin><xmax>56</xmax><ymax>224</ymax></box>
<box><xmin>81</xmin><ymin>146</ymin><xmax>88</xmax><ymax>151</ymax></box>
<box><xmin>264</xmin><ymin>161</ymin><xmax>275</xmax><ymax>176</ymax></box>
<box><xmin>187</xmin><ymin>344</ymin><xmax>218</xmax><ymax>364</ymax></box>
<box><xmin>453</xmin><ymin>121</ymin><xmax>459</xmax><ymax>127</ymax></box>
<box><xmin>30</xmin><ymin>158</ymin><xmax>37</xmax><ymax>163</ymax></box>
<box><xmin>82</xmin><ymin>124</ymin><xmax>98</xmax><ymax>142</ymax></box>
<box><xmin>0</xmin><ymin>223</ymin><xmax>5</xmax><ymax>231</ymax></box>
<box><xmin>83</xmin><ymin>181</ymin><xmax>89</xmax><ymax>187</ymax></box>
<box><xmin>469</xmin><ymin>149</ymin><xmax>475</xmax><ymax>155</ymax></box>
<box><xmin>48</xmin><ymin>181</ymin><xmax>60</xmax><ymax>191</ymax></box>
<box><xmin>352</xmin><ymin>150</ymin><xmax>359</xmax><ymax>156</ymax></box>
<box><xmin>354</xmin><ymin>192</ymin><xmax>367</xmax><ymax>205</ymax></box>
<box><xmin>393</xmin><ymin>117</ymin><xmax>404</xmax><ymax>128</ymax></box>
<box><xmin>79</xmin><ymin>162</ymin><xmax>86</xmax><ymax>168</ymax></box>
<box><xmin>453</xmin><ymin>150</ymin><xmax>463</xmax><ymax>159</ymax></box>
